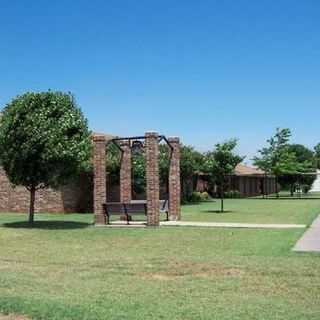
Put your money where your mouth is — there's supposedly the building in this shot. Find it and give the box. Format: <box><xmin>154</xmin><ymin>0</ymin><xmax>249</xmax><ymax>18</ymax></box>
<box><xmin>196</xmin><ymin>163</ymin><xmax>276</xmax><ymax>197</ymax></box>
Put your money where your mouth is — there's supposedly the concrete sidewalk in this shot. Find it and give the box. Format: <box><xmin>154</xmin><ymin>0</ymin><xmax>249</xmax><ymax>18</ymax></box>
<box><xmin>293</xmin><ymin>215</ymin><xmax>320</xmax><ymax>252</ymax></box>
<box><xmin>101</xmin><ymin>220</ymin><xmax>306</xmax><ymax>229</ymax></box>
<box><xmin>161</xmin><ymin>221</ymin><xmax>306</xmax><ymax>229</ymax></box>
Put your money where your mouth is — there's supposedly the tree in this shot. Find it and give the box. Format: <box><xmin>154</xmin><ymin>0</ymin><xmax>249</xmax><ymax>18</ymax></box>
<box><xmin>0</xmin><ymin>91</ymin><xmax>91</xmax><ymax>223</ymax></box>
<box><xmin>180</xmin><ymin>145</ymin><xmax>203</xmax><ymax>201</ymax></box>
<box><xmin>314</xmin><ymin>143</ymin><xmax>320</xmax><ymax>169</ymax></box>
<box><xmin>281</xmin><ymin>144</ymin><xmax>316</xmax><ymax>195</ymax></box>
<box><xmin>253</xmin><ymin>129</ymin><xmax>315</xmax><ymax>197</ymax></box>
<box><xmin>253</xmin><ymin>128</ymin><xmax>293</xmax><ymax>196</ymax></box>
<box><xmin>202</xmin><ymin>139</ymin><xmax>243</xmax><ymax>212</ymax></box>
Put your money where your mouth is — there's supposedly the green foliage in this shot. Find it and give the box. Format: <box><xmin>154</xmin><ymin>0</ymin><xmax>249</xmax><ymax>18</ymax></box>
<box><xmin>186</xmin><ymin>191</ymin><xmax>210</xmax><ymax>203</ymax></box>
<box><xmin>188</xmin><ymin>191</ymin><xmax>203</xmax><ymax>203</ymax></box>
<box><xmin>180</xmin><ymin>145</ymin><xmax>204</xmax><ymax>201</ymax></box>
<box><xmin>253</xmin><ymin>128</ymin><xmax>292</xmax><ymax>175</ymax></box>
<box><xmin>202</xmin><ymin>139</ymin><xmax>243</xmax><ymax>212</ymax></box>
<box><xmin>0</xmin><ymin>91</ymin><xmax>91</xmax><ymax>221</ymax></box>
<box><xmin>202</xmin><ymin>139</ymin><xmax>243</xmax><ymax>182</ymax></box>
<box><xmin>105</xmin><ymin>143</ymin><xmax>121</xmax><ymax>184</ymax></box>
<box><xmin>199</xmin><ymin>191</ymin><xmax>210</xmax><ymax>201</ymax></box>
<box><xmin>314</xmin><ymin>143</ymin><xmax>320</xmax><ymax>169</ymax></box>
<box><xmin>0</xmin><ymin>91</ymin><xmax>91</xmax><ymax>189</ymax></box>
<box><xmin>132</xmin><ymin>151</ymin><xmax>146</xmax><ymax>195</ymax></box>
<box><xmin>224</xmin><ymin>190</ymin><xmax>241</xmax><ymax>198</ymax></box>
<box><xmin>254</xmin><ymin>129</ymin><xmax>316</xmax><ymax>195</ymax></box>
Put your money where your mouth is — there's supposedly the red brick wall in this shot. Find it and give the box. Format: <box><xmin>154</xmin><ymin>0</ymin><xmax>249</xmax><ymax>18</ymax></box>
<box><xmin>0</xmin><ymin>167</ymin><xmax>93</xmax><ymax>213</ymax></box>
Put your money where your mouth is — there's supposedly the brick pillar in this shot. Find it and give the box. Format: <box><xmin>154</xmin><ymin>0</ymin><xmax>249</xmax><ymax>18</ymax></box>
<box><xmin>145</xmin><ymin>132</ymin><xmax>160</xmax><ymax>226</ymax></box>
<box><xmin>120</xmin><ymin>140</ymin><xmax>132</xmax><ymax>203</ymax></box>
<box><xmin>93</xmin><ymin>134</ymin><xmax>106</xmax><ymax>225</ymax></box>
<box><xmin>168</xmin><ymin>137</ymin><xmax>181</xmax><ymax>221</ymax></box>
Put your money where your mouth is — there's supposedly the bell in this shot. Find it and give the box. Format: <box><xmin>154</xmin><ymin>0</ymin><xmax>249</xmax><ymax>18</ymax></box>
<box><xmin>131</xmin><ymin>140</ymin><xmax>144</xmax><ymax>154</ymax></box>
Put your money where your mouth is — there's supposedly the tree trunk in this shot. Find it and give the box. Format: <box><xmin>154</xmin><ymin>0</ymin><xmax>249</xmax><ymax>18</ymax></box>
<box><xmin>28</xmin><ymin>186</ymin><xmax>36</xmax><ymax>224</ymax></box>
<box><xmin>290</xmin><ymin>184</ymin><xmax>294</xmax><ymax>197</ymax></box>
<box><xmin>221</xmin><ymin>184</ymin><xmax>224</xmax><ymax>213</ymax></box>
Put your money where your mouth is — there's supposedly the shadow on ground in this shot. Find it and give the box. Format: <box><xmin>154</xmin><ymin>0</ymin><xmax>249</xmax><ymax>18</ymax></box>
<box><xmin>202</xmin><ymin>210</ymin><xmax>234</xmax><ymax>214</ymax></box>
<box><xmin>3</xmin><ymin>221</ymin><xmax>91</xmax><ymax>230</ymax></box>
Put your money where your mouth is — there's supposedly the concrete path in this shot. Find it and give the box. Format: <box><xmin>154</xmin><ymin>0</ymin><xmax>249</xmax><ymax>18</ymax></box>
<box><xmin>293</xmin><ymin>215</ymin><xmax>320</xmax><ymax>252</ymax></box>
<box><xmin>102</xmin><ymin>220</ymin><xmax>306</xmax><ymax>229</ymax></box>
<box><xmin>161</xmin><ymin>221</ymin><xmax>306</xmax><ymax>229</ymax></box>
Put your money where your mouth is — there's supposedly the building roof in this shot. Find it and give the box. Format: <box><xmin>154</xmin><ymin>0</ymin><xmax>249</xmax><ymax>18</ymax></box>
<box><xmin>234</xmin><ymin>163</ymin><xmax>265</xmax><ymax>176</ymax></box>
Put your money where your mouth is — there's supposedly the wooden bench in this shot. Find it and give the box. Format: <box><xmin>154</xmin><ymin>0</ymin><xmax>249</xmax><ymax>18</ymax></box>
<box><xmin>103</xmin><ymin>200</ymin><xmax>169</xmax><ymax>224</ymax></box>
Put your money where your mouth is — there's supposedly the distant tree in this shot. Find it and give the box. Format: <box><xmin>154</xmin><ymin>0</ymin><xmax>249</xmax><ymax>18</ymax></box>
<box><xmin>180</xmin><ymin>145</ymin><xmax>204</xmax><ymax>201</ymax></box>
<box><xmin>202</xmin><ymin>139</ymin><xmax>243</xmax><ymax>212</ymax></box>
<box><xmin>254</xmin><ymin>129</ymin><xmax>315</xmax><ymax>196</ymax></box>
<box><xmin>283</xmin><ymin>144</ymin><xmax>316</xmax><ymax>194</ymax></box>
<box><xmin>106</xmin><ymin>143</ymin><xmax>121</xmax><ymax>185</ymax></box>
<box><xmin>314</xmin><ymin>143</ymin><xmax>320</xmax><ymax>169</ymax></box>
<box><xmin>0</xmin><ymin>91</ymin><xmax>91</xmax><ymax>223</ymax></box>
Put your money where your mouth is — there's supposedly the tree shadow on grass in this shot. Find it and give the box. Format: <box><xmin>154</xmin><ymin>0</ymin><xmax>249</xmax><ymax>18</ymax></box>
<box><xmin>3</xmin><ymin>221</ymin><xmax>91</xmax><ymax>230</ymax></box>
<box><xmin>202</xmin><ymin>210</ymin><xmax>234</xmax><ymax>214</ymax></box>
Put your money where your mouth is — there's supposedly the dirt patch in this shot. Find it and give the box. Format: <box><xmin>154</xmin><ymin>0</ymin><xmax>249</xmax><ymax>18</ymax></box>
<box><xmin>142</xmin><ymin>262</ymin><xmax>244</xmax><ymax>281</ymax></box>
<box><xmin>0</xmin><ymin>314</ymin><xmax>30</xmax><ymax>320</ymax></box>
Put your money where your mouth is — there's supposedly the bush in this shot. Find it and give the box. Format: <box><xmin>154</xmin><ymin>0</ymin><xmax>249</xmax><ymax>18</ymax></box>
<box><xmin>200</xmin><ymin>191</ymin><xmax>210</xmax><ymax>201</ymax></box>
<box><xmin>301</xmin><ymin>184</ymin><xmax>311</xmax><ymax>194</ymax></box>
<box><xmin>189</xmin><ymin>192</ymin><xmax>202</xmax><ymax>203</ymax></box>
<box><xmin>224</xmin><ymin>190</ymin><xmax>241</xmax><ymax>198</ymax></box>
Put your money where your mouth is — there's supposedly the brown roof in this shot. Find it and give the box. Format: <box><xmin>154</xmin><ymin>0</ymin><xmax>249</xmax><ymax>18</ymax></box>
<box><xmin>234</xmin><ymin>163</ymin><xmax>265</xmax><ymax>176</ymax></box>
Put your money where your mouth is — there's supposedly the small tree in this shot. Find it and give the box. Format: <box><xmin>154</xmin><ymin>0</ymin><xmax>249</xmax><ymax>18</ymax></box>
<box><xmin>202</xmin><ymin>139</ymin><xmax>243</xmax><ymax>212</ymax></box>
<box><xmin>0</xmin><ymin>91</ymin><xmax>91</xmax><ymax>223</ymax></box>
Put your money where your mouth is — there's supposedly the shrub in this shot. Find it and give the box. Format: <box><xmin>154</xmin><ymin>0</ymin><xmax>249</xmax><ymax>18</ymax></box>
<box><xmin>189</xmin><ymin>192</ymin><xmax>202</xmax><ymax>203</ymax></box>
<box><xmin>200</xmin><ymin>191</ymin><xmax>210</xmax><ymax>201</ymax></box>
<box><xmin>224</xmin><ymin>190</ymin><xmax>241</xmax><ymax>198</ymax></box>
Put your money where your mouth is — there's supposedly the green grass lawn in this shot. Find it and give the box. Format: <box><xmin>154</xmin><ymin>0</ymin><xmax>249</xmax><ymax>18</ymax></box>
<box><xmin>182</xmin><ymin>198</ymin><xmax>320</xmax><ymax>225</ymax></box>
<box><xmin>0</xmin><ymin>199</ymin><xmax>320</xmax><ymax>320</ymax></box>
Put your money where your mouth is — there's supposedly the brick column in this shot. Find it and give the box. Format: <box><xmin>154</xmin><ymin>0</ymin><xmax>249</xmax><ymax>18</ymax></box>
<box><xmin>120</xmin><ymin>140</ymin><xmax>132</xmax><ymax>203</ymax></box>
<box><xmin>145</xmin><ymin>132</ymin><xmax>160</xmax><ymax>226</ymax></box>
<box><xmin>93</xmin><ymin>134</ymin><xmax>106</xmax><ymax>225</ymax></box>
<box><xmin>168</xmin><ymin>137</ymin><xmax>181</xmax><ymax>221</ymax></box>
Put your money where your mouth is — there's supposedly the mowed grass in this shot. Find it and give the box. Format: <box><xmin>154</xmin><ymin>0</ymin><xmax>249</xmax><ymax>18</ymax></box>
<box><xmin>182</xmin><ymin>198</ymin><xmax>320</xmax><ymax>225</ymax></box>
<box><xmin>0</xmin><ymin>199</ymin><xmax>319</xmax><ymax>320</ymax></box>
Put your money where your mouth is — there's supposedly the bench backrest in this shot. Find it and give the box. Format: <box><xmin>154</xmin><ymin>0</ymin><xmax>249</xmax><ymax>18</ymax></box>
<box><xmin>104</xmin><ymin>203</ymin><xmax>125</xmax><ymax>215</ymax></box>
<box><xmin>124</xmin><ymin>203</ymin><xmax>147</xmax><ymax>214</ymax></box>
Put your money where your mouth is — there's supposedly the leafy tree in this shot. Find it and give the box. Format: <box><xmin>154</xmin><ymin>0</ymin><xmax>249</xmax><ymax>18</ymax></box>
<box><xmin>0</xmin><ymin>91</ymin><xmax>91</xmax><ymax>223</ymax></box>
<box><xmin>253</xmin><ymin>128</ymin><xmax>293</xmax><ymax>196</ymax></box>
<box><xmin>105</xmin><ymin>143</ymin><xmax>121</xmax><ymax>186</ymax></box>
<box><xmin>280</xmin><ymin>144</ymin><xmax>316</xmax><ymax>195</ymax></box>
<box><xmin>314</xmin><ymin>143</ymin><xmax>320</xmax><ymax>169</ymax></box>
<box><xmin>254</xmin><ymin>129</ymin><xmax>316</xmax><ymax>196</ymax></box>
<box><xmin>132</xmin><ymin>151</ymin><xmax>146</xmax><ymax>195</ymax></box>
<box><xmin>180</xmin><ymin>145</ymin><xmax>204</xmax><ymax>201</ymax></box>
<box><xmin>202</xmin><ymin>139</ymin><xmax>243</xmax><ymax>212</ymax></box>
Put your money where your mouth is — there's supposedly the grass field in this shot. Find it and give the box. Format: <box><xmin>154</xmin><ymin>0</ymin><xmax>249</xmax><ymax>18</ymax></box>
<box><xmin>0</xmin><ymin>199</ymin><xmax>320</xmax><ymax>320</ymax></box>
<box><xmin>182</xmin><ymin>198</ymin><xmax>320</xmax><ymax>225</ymax></box>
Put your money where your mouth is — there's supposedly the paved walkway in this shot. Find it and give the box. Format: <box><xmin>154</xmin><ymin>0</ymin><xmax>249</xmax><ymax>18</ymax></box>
<box><xmin>161</xmin><ymin>221</ymin><xmax>305</xmax><ymax>229</ymax></box>
<box><xmin>293</xmin><ymin>215</ymin><xmax>320</xmax><ymax>252</ymax></box>
<box><xmin>102</xmin><ymin>220</ymin><xmax>306</xmax><ymax>229</ymax></box>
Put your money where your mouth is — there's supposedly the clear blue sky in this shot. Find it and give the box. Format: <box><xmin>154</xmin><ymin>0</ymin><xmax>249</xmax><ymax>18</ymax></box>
<box><xmin>0</xmin><ymin>0</ymin><xmax>319</xmax><ymax>161</ymax></box>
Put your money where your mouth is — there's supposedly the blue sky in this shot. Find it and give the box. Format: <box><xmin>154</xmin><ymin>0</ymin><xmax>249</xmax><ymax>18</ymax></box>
<box><xmin>0</xmin><ymin>0</ymin><xmax>319</xmax><ymax>161</ymax></box>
